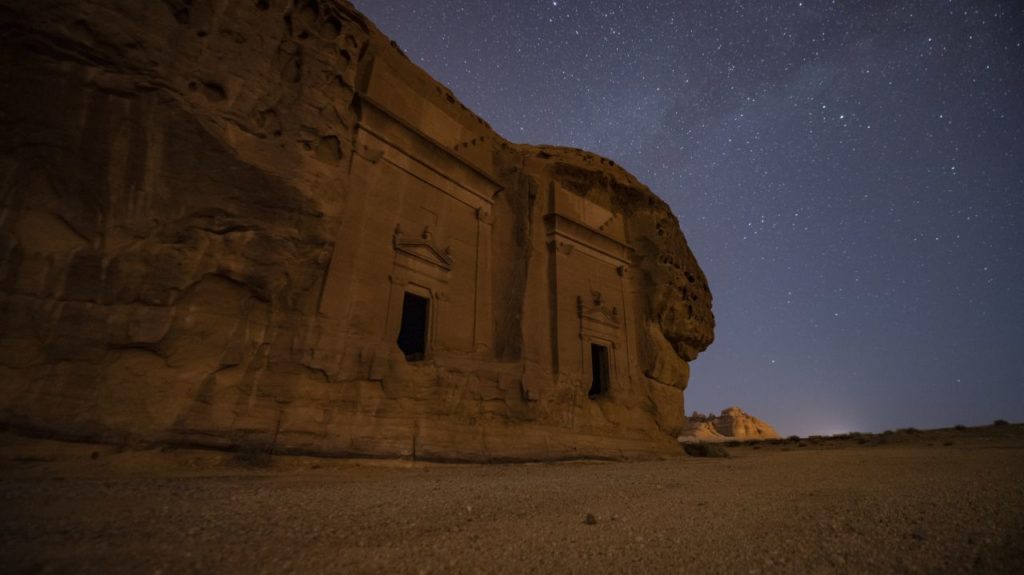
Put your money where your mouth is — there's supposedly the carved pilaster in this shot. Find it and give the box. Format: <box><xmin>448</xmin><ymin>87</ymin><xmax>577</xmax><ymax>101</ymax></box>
<box><xmin>474</xmin><ymin>205</ymin><xmax>493</xmax><ymax>352</ymax></box>
<box><xmin>476</xmin><ymin>206</ymin><xmax>494</xmax><ymax>224</ymax></box>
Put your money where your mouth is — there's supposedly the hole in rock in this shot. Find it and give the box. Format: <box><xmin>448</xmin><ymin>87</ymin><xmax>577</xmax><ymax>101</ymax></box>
<box><xmin>397</xmin><ymin>292</ymin><xmax>429</xmax><ymax>362</ymax></box>
<box><xmin>589</xmin><ymin>344</ymin><xmax>610</xmax><ymax>399</ymax></box>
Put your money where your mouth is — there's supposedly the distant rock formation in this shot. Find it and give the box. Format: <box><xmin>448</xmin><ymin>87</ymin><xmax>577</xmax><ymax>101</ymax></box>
<box><xmin>0</xmin><ymin>0</ymin><xmax>714</xmax><ymax>461</ymax></box>
<box><xmin>683</xmin><ymin>408</ymin><xmax>779</xmax><ymax>441</ymax></box>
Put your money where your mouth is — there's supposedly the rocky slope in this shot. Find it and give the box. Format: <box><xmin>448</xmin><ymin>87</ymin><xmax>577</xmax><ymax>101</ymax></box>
<box><xmin>684</xmin><ymin>407</ymin><xmax>780</xmax><ymax>441</ymax></box>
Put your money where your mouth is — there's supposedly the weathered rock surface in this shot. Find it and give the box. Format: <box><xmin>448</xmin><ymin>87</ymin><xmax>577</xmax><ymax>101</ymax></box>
<box><xmin>683</xmin><ymin>408</ymin><xmax>779</xmax><ymax>441</ymax></box>
<box><xmin>0</xmin><ymin>0</ymin><xmax>714</xmax><ymax>461</ymax></box>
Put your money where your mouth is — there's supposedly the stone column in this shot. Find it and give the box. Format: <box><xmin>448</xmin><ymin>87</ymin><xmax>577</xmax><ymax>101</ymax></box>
<box><xmin>546</xmin><ymin>237</ymin><xmax>574</xmax><ymax>376</ymax></box>
<box><xmin>473</xmin><ymin>206</ymin><xmax>494</xmax><ymax>354</ymax></box>
<box><xmin>617</xmin><ymin>264</ymin><xmax>633</xmax><ymax>383</ymax></box>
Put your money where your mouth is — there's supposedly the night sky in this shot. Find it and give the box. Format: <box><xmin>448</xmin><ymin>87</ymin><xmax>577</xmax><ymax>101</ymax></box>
<box><xmin>354</xmin><ymin>1</ymin><xmax>1024</xmax><ymax>436</ymax></box>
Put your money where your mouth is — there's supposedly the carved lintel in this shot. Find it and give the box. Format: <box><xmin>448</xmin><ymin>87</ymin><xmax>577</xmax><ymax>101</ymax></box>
<box><xmin>578</xmin><ymin>294</ymin><xmax>621</xmax><ymax>328</ymax></box>
<box><xmin>389</xmin><ymin>272</ymin><xmax>409</xmax><ymax>286</ymax></box>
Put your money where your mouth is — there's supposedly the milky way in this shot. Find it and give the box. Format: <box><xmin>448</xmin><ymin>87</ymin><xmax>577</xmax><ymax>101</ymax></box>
<box><xmin>354</xmin><ymin>0</ymin><xmax>1024</xmax><ymax>435</ymax></box>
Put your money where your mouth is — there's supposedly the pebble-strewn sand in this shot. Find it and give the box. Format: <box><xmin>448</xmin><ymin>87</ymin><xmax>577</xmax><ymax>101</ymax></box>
<box><xmin>2</xmin><ymin>427</ymin><xmax>1022</xmax><ymax>574</ymax></box>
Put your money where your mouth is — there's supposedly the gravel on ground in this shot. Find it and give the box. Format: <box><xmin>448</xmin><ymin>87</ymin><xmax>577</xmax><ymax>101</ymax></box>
<box><xmin>2</xmin><ymin>430</ymin><xmax>1022</xmax><ymax>574</ymax></box>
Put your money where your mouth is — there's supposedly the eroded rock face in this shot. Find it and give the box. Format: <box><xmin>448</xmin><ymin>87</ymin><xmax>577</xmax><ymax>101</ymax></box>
<box><xmin>684</xmin><ymin>408</ymin><xmax>780</xmax><ymax>441</ymax></box>
<box><xmin>0</xmin><ymin>0</ymin><xmax>714</xmax><ymax>460</ymax></box>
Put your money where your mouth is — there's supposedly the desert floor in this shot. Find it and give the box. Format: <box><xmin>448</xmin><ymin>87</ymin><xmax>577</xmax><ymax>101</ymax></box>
<box><xmin>2</xmin><ymin>426</ymin><xmax>1022</xmax><ymax>574</ymax></box>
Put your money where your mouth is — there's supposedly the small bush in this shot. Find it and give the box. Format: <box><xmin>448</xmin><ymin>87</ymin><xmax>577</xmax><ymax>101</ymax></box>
<box><xmin>993</xmin><ymin>419</ymin><xmax>1010</xmax><ymax>426</ymax></box>
<box><xmin>725</xmin><ymin>440</ymin><xmax>742</xmax><ymax>448</ymax></box>
<box><xmin>683</xmin><ymin>442</ymin><xmax>730</xmax><ymax>458</ymax></box>
<box><xmin>899</xmin><ymin>427</ymin><xmax>919</xmax><ymax>434</ymax></box>
<box><xmin>787</xmin><ymin>435</ymin><xmax>801</xmax><ymax>442</ymax></box>
<box><xmin>954</xmin><ymin>424</ymin><xmax>967</xmax><ymax>431</ymax></box>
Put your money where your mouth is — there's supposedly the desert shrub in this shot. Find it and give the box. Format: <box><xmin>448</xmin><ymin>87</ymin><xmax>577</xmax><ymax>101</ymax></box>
<box><xmin>857</xmin><ymin>437</ymin><xmax>871</xmax><ymax>445</ymax></box>
<box><xmin>993</xmin><ymin>419</ymin><xmax>1010</xmax><ymax>426</ymax></box>
<box><xmin>882</xmin><ymin>430</ymin><xmax>893</xmax><ymax>436</ymax></box>
<box><xmin>683</xmin><ymin>442</ymin><xmax>730</xmax><ymax>458</ymax></box>
<box><xmin>787</xmin><ymin>435</ymin><xmax>801</xmax><ymax>442</ymax></box>
<box><xmin>726</xmin><ymin>440</ymin><xmax>742</xmax><ymax>448</ymax></box>
<box><xmin>954</xmin><ymin>424</ymin><xmax>967</xmax><ymax>431</ymax></box>
<box><xmin>899</xmin><ymin>427</ymin><xmax>919</xmax><ymax>434</ymax></box>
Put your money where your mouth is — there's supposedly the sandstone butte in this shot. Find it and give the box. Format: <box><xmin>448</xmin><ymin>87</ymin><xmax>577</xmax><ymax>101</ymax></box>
<box><xmin>0</xmin><ymin>0</ymin><xmax>715</xmax><ymax>461</ymax></box>
<box><xmin>683</xmin><ymin>408</ymin><xmax>781</xmax><ymax>442</ymax></box>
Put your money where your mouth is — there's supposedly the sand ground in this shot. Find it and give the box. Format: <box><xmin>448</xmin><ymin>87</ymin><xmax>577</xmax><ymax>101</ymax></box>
<box><xmin>1</xmin><ymin>426</ymin><xmax>1022</xmax><ymax>574</ymax></box>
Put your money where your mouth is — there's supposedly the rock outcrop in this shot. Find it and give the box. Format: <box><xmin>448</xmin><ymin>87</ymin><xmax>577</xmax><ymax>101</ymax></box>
<box><xmin>683</xmin><ymin>408</ymin><xmax>779</xmax><ymax>441</ymax></box>
<box><xmin>0</xmin><ymin>0</ymin><xmax>714</xmax><ymax>461</ymax></box>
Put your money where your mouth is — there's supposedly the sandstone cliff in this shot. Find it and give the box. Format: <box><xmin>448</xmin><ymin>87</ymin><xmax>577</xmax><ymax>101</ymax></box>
<box><xmin>684</xmin><ymin>408</ymin><xmax>779</xmax><ymax>441</ymax></box>
<box><xmin>0</xmin><ymin>0</ymin><xmax>714</xmax><ymax>460</ymax></box>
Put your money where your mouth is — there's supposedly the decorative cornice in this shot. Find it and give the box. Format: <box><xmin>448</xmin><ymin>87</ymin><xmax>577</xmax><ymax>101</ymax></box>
<box><xmin>544</xmin><ymin>212</ymin><xmax>632</xmax><ymax>266</ymax></box>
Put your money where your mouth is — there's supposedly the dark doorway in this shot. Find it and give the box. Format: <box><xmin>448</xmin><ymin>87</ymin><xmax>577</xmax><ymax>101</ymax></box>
<box><xmin>589</xmin><ymin>343</ymin><xmax>610</xmax><ymax>398</ymax></box>
<box><xmin>397</xmin><ymin>292</ymin><xmax>429</xmax><ymax>361</ymax></box>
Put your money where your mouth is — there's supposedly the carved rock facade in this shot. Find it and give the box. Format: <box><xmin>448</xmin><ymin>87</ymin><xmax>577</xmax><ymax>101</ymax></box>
<box><xmin>0</xmin><ymin>0</ymin><xmax>714</xmax><ymax>460</ymax></box>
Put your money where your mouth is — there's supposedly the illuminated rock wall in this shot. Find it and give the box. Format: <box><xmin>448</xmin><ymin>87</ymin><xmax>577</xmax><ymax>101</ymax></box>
<box><xmin>0</xmin><ymin>0</ymin><xmax>713</xmax><ymax>460</ymax></box>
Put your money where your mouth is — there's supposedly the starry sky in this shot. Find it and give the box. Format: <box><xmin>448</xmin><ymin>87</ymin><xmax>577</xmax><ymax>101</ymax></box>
<box><xmin>354</xmin><ymin>0</ymin><xmax>1024</xmax><ymax>436</ymax></box>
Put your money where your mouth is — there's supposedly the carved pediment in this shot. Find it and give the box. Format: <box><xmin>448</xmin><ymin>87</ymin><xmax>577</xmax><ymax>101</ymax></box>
<box><xmin>394</xmin><ymin>224</ymin><xmax>453</xmax><ymax>271</ymax></box>
<box><xmin>578</xmin><ymin>293</ymin><xmax>620</xmax><ymax>327</ymax></box>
